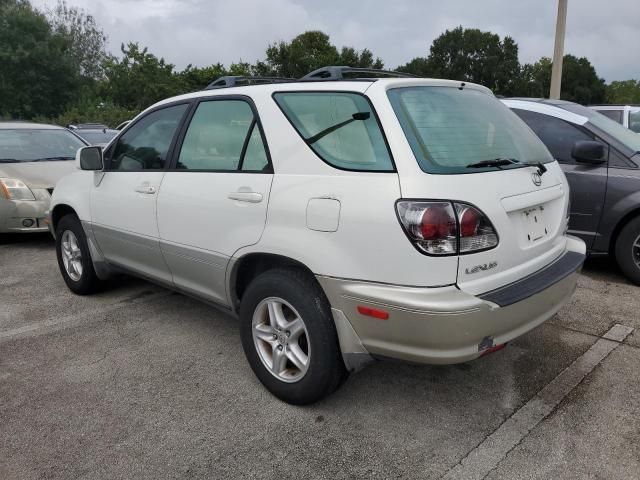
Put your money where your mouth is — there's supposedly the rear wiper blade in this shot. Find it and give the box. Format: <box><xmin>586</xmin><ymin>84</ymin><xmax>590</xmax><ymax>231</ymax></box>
<box><xmin>31</xmin><ymin>156</ymin><xmax>75</xmax><ymax>161</ymax></box>
<box><xmin>467</xmin><ymin>157</ymin><xmax>547</xmax><ymax>176</ymax></box>
<box><xmin>466</xmin><ymin>158</ymin><xmax>516</xmax><ymax>169</ymax></box>
<box><xmin>305</xmin><ymin>112</ymin><xmax>371</xmax><ymax>145</ymax></box>
<box><xmin>0</xmin><ymin>158</ymin><xmax>20</xmax><ymax>163</ymax></box>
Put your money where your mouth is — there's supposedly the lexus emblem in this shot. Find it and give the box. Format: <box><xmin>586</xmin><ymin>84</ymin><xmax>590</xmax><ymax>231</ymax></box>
<box><xmin>532</xmin><ymin>172</ymin><xmax>542</xmax><ymax>186</ymax></box>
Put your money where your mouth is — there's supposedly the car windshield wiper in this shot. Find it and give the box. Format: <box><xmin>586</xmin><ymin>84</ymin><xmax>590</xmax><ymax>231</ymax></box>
<box><xmin>305</xmin><ymin>112</ymin><xmax>371</xmax><ymax>145</ymax></box>
<box><xmin>0</xmin><ymin>158</ymin><xmax>20</xmax><ymax>163</ymax></box>
<box><xmin>31</xmin><ymin>156</ymin><xmax>75</xmax><ymax>162</ymax></box>
<box><xmin>467</xmin><ymin>157</ymin><xmax>547</xmax><ymax>176</ymax></box>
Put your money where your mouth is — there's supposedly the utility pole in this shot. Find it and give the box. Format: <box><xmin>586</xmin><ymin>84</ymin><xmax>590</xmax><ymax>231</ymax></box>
<box><xmin>550</xmin><ymin>0</ymin><xmax>568</xmax><ymax>99</ymax></box>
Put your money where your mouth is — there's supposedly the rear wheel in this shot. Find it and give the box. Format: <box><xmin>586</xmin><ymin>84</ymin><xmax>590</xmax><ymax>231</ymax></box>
<box><xmin>55</xmin><ymin>214</ymin><xmax>102</xmax><ymax>295</ymax></box>
<box><xmin>614</xmin><ymin>216</ymin><xmax>640</xmax><ymax>285</ymax></box>
<box><xmin>239</xmin><ymin>268</ymin><xmax>347</xmax><ymax>405</ymax></box>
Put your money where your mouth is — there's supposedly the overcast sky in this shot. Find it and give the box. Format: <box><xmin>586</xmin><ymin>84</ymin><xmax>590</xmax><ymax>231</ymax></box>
<box><xmin>33</xmin><ymin>0</ymin><xmax>639</xmax><ymax>82</ymax></box>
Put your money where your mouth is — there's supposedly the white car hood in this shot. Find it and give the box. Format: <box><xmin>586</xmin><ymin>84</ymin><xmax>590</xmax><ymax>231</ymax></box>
<box><xmin>0</xmin><ymin>161</ymin><xmax>77</xmax><ymax>189</ymax></box>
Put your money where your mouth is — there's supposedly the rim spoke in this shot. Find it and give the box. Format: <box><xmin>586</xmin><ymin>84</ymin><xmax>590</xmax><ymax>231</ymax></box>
<box><xmin>284</xmin><ymin>317</ymin><xmax>305</xmax><ymax>341</ymax></box>
<box><xmin>285</xmin><ymin>344</ymin><xmax>308</xmax><ymax>372</ymax></box>
<box><xmin>254</xmin><ymin>324</ymin><xmax>275</xmax><ymax>342</ymax></box>
<box><xmin>267</xmin><ymin>301</ymin><xmax>286</xmax><ymax>329</ymax></box>
<box><xmin>271</xmin><ymin>346</ymin><xmax>286</xmax><ymax>375</ymax></box>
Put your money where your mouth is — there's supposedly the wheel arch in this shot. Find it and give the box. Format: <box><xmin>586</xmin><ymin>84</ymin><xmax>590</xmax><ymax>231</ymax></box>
<box><xmin>51</xmin><ymin>204</ymin><xmax>78</xmax><ymax>233</ymax></box>
<box><xmin>228</xmin><ymin>252</ymin><xmax>318</xmax><ymax>313</ymax></box>
<box><xmin>609</xmin><ymin>207</ymin><xmax>640</xmax><ymax>257</ymax></box>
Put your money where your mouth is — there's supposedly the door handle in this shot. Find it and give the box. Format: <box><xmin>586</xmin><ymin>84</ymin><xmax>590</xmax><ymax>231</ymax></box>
<box><xmin>135</xmin><ymin>184</ymin><xmax>156</xmax><ymax>195</ymax></box>
<box><xmin>228</xmin><ymin>191</ymin><xmax>263</xmax><ymax>203</ymax></box>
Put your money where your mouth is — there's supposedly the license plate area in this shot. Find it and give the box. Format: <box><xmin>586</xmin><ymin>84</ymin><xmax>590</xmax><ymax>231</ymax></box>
<box><xmin>523</xmin><ymin>206</ymin><xmax>548</xmax><ymax>243</ymax></box>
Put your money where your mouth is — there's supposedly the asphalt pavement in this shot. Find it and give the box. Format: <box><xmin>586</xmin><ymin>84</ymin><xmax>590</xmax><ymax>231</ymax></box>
<box><xmin>1</xmin><ymin>233</ymin><xmax>638</xmax><ymax>479</ymax></box>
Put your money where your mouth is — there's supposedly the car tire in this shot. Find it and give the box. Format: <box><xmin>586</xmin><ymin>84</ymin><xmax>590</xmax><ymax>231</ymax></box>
<box><xmin>55</xmin><ymin>214</ymin><xmax>102</xmax><ymax>295</ymax></box>
<box><xmin>615</xmin><ymin>216</ymin><xmax>640</xmax><ymax>285</ymax></box>
<box><xmin>239</xmin><ymin>268</ymin><xmax>348</xmax><ymax>405</ymax></box>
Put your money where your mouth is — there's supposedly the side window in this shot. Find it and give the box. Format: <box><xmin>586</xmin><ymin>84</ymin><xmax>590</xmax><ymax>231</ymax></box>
<box><xmin>273</xmin><ymin>92</ymin><xmax>393</xmax><ymax>171</ymax></box>
<box><xmin>512</xmin><ymin>109</ymin><xmax>594</xmax><ymax>164</ymax></box>
<box><xmin>629</xmin><ymin>111</ymin><xmax>640</xmax><ymax>134</ymax></box>
<box><xmin>597</xmin><ymin>109</ymin><xmax>623</xmax><ymax>124</ymax></box>
<box><xmin>177</xmin><ymin>100</ymin><xmax>269</xmax><ymax>172</ymax></box>
<box><xmin>109</xmin><ymin>104</ymin><xmax>187</xmax><ymax>171</ymax></box>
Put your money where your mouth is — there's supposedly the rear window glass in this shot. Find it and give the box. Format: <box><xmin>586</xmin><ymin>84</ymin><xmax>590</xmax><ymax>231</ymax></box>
<box><xmin>387</xmin><ymin>87</ymin><xmax>553</xmax><ymax>174</ymax></box>
<box><xmin>273</xmin><ymin>92</ymin><xmax>394</xmax><ymax>171</ymax></box>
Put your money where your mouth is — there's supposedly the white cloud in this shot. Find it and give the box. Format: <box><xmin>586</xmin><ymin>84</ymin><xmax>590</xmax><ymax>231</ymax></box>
<box><xmin>33</xmin><ymin>0</ymin><xmax>640</xmax><ymax>81</ymax></box>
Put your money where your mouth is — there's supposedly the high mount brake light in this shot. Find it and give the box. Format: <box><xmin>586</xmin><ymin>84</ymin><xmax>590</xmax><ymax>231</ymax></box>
<box><xmin>396</xmin><ymin>201</ymin><xmax>498</xmax><ymax>255</ymax></box>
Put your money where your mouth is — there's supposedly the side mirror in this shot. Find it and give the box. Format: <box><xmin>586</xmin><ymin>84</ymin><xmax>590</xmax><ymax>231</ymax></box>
<box><xmin>76</xmin><ymin>146</ymin><xmax>104</xmax><ymax>171</ymax></box>
<box><xmin>572</xmin><ymin>140</ymin><xmax>607</xmax><ymax>165</ymax></box>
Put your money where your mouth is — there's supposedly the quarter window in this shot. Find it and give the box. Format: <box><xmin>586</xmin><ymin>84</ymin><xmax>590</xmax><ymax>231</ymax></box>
<box><xmin>273</xmin><ymin>92</ymin><xmax>393</xmax><ymax>171</ymax></box>
<box><xmin>597</xmin><ymin>109</ymin><xmax>623</xmax><ymax>124</ymax></box>
<box><xmin>512</xmin><ymin>109</ymin><xmax>594</xmax><ymax>164</ymax></box>
<box><xmin>109</xmin><ymin>104</ymin><xmax>188</xmax><ymax>171</ymax></box>
<box><xmin>177</xmin><ymin>100</ymin><xmax>269</xmax><ymax>172</ymax></box>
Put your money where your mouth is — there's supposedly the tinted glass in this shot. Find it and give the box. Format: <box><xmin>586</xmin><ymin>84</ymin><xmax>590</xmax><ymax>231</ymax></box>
<box><xmin>110</xmin><ymin>104</ymin><xmax>187</xmax><ymax>170</ymax></box>
<box><xmin>241</xmin><ymin>124</ymin><xmax>269</xmax><ymax>171</ymax></box>
<box><xmin>560</xmin><ymin>103</ymin><xmax>640</xmax><ymax>152</ymax></box>
<box><xmin>178</xmin><ymin>100</ymin><xmax>264</xmax><ymax>171</ymax></box>
<box><xmin>388</xmin><ymin>87</ymin><xmax>553</xmax><ymax>174</ymax></box>
<box><xmin>0</xmin><ymin>129</ymin><xmax>86</xmax><ymax>162</ymax></box>
<box><xmin>629</xmin><ymin>110</ymin><xmax>640</xmax><ymax>134</ymax></box>
<box><xmin>512</xmin><ymin>109</ymin><xmax>593</xmax><ymax>164</ymax></box>
<box><xmin>596</xmin><ymin>109</ymin><xmax>623</xmax><ymax>124</ymax></box>
<box><xmin>274</xmin><ymin>92</ymin><xmax>393</xmax><ymax>171</ymax></box>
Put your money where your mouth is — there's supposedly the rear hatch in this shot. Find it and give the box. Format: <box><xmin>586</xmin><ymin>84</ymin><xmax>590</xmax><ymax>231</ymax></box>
<box><xmin>382</xmin><ymin>81</ymin><xmax>569</xmax><ymax>295</ymax></box>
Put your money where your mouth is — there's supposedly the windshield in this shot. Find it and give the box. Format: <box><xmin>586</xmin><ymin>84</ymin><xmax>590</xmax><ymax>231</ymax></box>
<box><xmin>560</xmin><ymin>104</ymin><xmax>640</xmax><ymax>152</ymax></box>
<box><xmin>387</xmin><ymin>86</ymin><xmax>553</xmax><ymax>174</ymax></box>
<box><xmin>0</xmin><ymin>129</ymin><xmax>86</xmax><ymax>162</ymax></box>
<box><xmin>76</xmin><ymin>130</ymin><xmax>118</xmax><ymax>145</ymax></box>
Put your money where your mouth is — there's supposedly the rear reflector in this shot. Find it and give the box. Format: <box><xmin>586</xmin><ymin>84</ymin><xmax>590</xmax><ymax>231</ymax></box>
<box><xmin>480</xmin><ymin>343</ymin><xmax>507</xmax><ymax>357</ymax></box>
<box><xmin>357</xmin><ymin>305</ymin><xmax>389</xmax><ymax>320</ymax></box>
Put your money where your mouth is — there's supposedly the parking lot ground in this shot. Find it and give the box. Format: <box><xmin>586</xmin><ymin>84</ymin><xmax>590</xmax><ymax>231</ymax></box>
<box><xmin>1</xmin><ymin>234</ymin><xmax>639</xmax><ymax>479</ymax></box>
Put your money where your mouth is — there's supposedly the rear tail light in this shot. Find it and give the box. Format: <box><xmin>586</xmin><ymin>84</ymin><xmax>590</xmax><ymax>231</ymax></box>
<box><xmin>396</xmin><ymin>200</ymin><xmax>498</xmax><ymax>255</ymax></box>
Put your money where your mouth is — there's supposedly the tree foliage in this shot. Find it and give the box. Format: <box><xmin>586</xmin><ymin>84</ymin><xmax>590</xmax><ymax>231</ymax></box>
<box><xmin>0</xmin><ymin>3</ymin><xmax>630</xmax><ymax>127</ymax></box>
<box><xmin>606</xmin><ymin>80</ymin><xmax>640</xmax><ymax>104</ymax></box>
<box><xmin>398</xmin><ymin>27</ymin><xmax>520</xmax><ymax>95</ymax></box>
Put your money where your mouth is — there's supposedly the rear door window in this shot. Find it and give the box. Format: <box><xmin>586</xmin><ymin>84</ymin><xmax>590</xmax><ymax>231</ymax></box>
<box><xmin>273</xmin><ymin>92</ymin><xmax>394</xmax><ymax>171</ymax></box>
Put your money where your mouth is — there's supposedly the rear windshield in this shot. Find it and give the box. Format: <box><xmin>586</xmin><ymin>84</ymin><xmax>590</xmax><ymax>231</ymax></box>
<box><xmin>387</xmin><ymin>86</ymin><xmax>553</xmax><ymax>174</ymax></box>
<box><xmin>0</xmin><ymin>129</ymin><xmax>86</xmax><ymax>162</ymax></box>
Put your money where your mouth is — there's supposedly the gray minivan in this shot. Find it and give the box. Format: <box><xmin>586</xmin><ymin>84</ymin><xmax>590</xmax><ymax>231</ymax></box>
<box><xmin>503</xmin><ymin>98</ymin><xmax>640</xmax><ymax>284</ymax></box>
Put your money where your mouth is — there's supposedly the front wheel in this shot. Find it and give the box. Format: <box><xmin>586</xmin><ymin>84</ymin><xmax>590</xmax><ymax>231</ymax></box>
<box><xmin>55</xmin><ymin>214</ymin><xmax>102</xmax><ymax>295</ymax></box>
<box><xmin>615</xmin><ymin>216</ymin><xmax>640</xmax><ymax>285</ymax></box>
<box><xmin>239</xmin><ymin>269</ymin><xmax>347</xmax><ymax>405</ymax></box>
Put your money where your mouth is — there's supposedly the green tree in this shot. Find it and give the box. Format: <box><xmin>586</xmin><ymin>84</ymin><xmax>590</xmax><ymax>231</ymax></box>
<box><xmin>606</xmin><ymin>80</ymin><xmax>640</xmax><ymax>104</ymax></box>
<box><xmin>100</xmin><ymin>42</ymin><xmax>183</xmax><ymax>110</ymax></box>
<box><xmin>398</xmin><ymin>27</ymin><xmax>521</xmax><ymax>95</ymax></box>
<box><xmin>0</xmin><ymin>0</ymin><xmax>80</xmax><ymax>119</ymax></box>
<box><xmin>263</xmin><ymin>31</ymin><xmax>383</xmax><ymax>78</ymax></box>
<box><xmin>519</xmin><ymin>55</ymin><xmax>606</xmax><ymax>104</ymax></box>
<box><xmin>47</xmin><ymin>0</ymin><xmax>108</xmax><ymax>80</ymax></box>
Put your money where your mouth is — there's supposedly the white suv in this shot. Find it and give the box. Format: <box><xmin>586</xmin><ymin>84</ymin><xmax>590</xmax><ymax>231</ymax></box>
<box><xmin>49</xmin><ymin>67</ymin><xmax>586</xmax><ymax>404</ymax></box>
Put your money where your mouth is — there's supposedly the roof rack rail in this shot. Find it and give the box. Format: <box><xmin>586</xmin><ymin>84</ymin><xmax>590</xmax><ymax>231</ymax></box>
<box><xmin>204</xmin><ymin>76</ymin><xmax>296</xmax><ymax>90</ymax></box>
<box><xmin>301</xmin><ymin>66</ymin><xmax>415</xmax><ymax>81</ymax></box>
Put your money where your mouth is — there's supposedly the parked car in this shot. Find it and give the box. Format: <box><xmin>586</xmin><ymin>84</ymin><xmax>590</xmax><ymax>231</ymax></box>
<box><xmin>590</xmin><ymin>105</ymin><xmax>640</xmax><ymax>133</ymax></box>
<box><xmin>49</xmin><ymin>67</ymin><xmax>585</xmax><ymax>404</ymax></box>
<box><xmin>67</xmin><ymin>123</ymin><xmax>119</xmax><ymax>146</ymax></box>
<box><xmin>0</xmin><ymin>122</ymin><xmax>87</xmax><ymax>233</ymax></box>
<box><xmin>504</xmin><ymin>98</ymin><xmax>640</xmax><ymax>283</ymax></box>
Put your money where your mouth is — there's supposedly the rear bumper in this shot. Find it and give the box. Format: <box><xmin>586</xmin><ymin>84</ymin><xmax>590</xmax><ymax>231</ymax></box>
<box><xmin>318</xmin><ymin>236</ymin><xmax>586</xmax><ymax>368</ymax></box>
